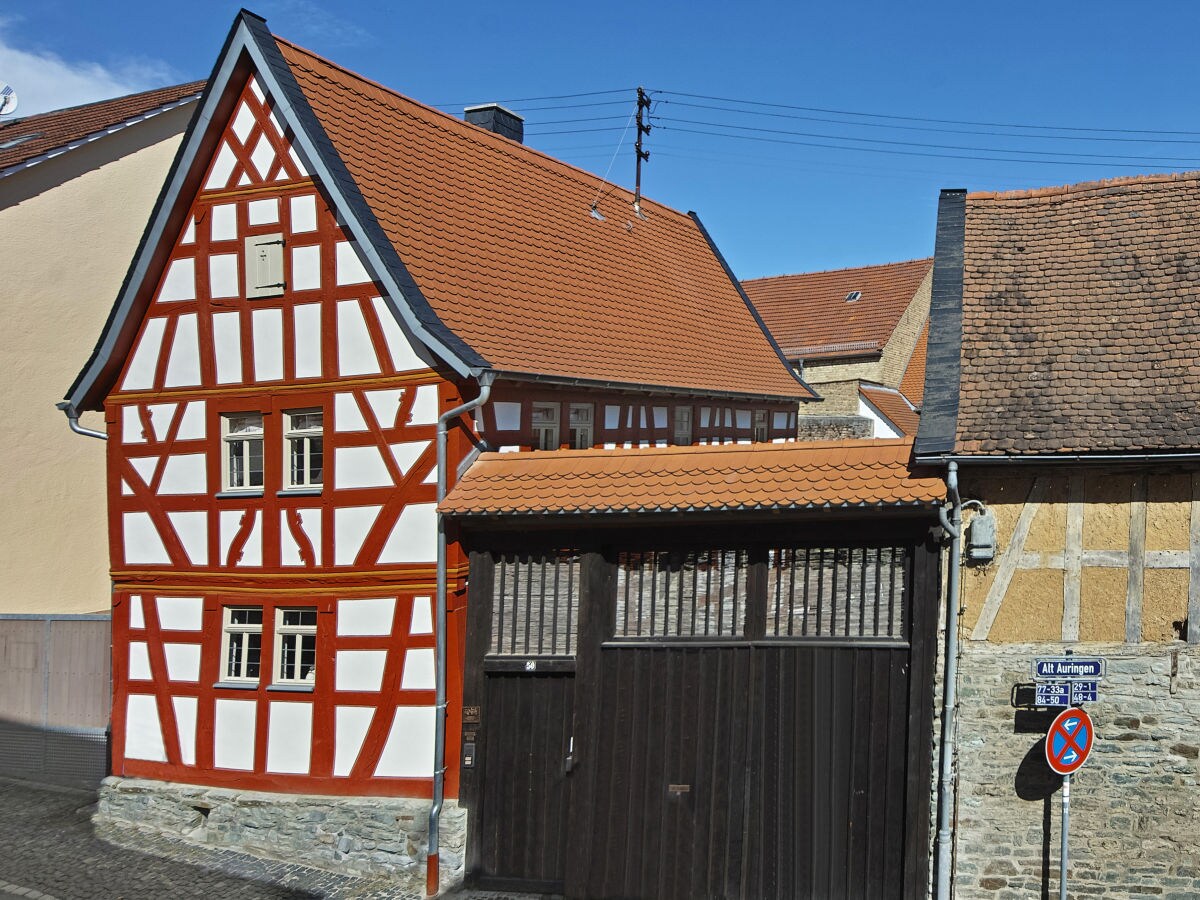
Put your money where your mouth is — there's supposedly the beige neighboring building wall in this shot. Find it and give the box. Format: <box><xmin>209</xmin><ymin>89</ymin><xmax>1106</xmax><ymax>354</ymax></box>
<box><xmin>0</xmin><ymin>105</ymin><xmax>193</xmax><ymax>613</ymax></box>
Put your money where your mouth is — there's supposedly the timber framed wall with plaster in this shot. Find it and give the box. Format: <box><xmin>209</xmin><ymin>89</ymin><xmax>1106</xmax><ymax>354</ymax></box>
<box><xmin>950</xmin><ymin>465</ymin><xmax>1200</xmax><ymax>898</ymax></box>
<box><xmin>103</xmin><ymin>74</ymin><xmax>468</xmax><ymax>801</ymax></box>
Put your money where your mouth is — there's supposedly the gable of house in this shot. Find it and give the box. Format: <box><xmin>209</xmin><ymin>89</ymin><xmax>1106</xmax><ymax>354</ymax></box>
<box><xmin>65</xmin><ymin>14</ymin><xmax>809</xmax><ymax>417</ymax></box>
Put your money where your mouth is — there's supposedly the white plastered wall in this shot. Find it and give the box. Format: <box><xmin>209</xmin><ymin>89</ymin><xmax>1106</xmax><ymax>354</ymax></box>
<box><xmin>0</xmin><ymin>105</ymin><xmax>193</xmax><ymax>612</ymax></box>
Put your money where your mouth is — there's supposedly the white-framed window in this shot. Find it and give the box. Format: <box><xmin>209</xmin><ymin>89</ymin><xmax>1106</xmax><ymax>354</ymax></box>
<box><xmin>673</xmin><ymin>406</ymin><xmax>693</xmax><ymax>445</ymax></box>
<box><xmin>222</xmin><ymin>607</ymin><xmax>263</xmax><ymax>682</ymax></box>
<box><xmin>531</xmin><ymin>402</ymin><xmax>560</xmax><ymax>450</ymax></box>
<box><xmin>568</xmin><ymin>403</ymin><xmax>593</xmax><ymax>449</ymax></box>
<box><xmin>223</xmin><ymin>413</ymin><xmax>264</xmax><ymax>491</ymax></box>
<box><xmin>753</xmin><ymin>409</ymin><xmax>769</xmax><ymax>442</ymax></box>
<box><xmin>275</xmin><ymin>607</ymin><xmax>317</xmax><ymax>684</ymax></box>
<box><xmin>284</xmin><ymin>409</ymin><xmax>323</xmax><ymax>489</ymax></box>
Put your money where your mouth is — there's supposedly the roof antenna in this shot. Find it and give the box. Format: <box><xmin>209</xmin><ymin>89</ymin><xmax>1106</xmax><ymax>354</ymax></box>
<box><xmin>633</xmin><ymin>86</ymin><xmax>651</xmax><ymax>219</ymax></box>
<box><xmin>0</xmin><ymin>83</ymin><xmax>19</xmax><ymax>117</ymax></box>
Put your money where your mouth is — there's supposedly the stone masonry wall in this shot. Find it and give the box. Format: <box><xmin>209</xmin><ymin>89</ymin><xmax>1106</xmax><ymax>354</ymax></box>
<box><xmin>952</xmin><ymin>642</ymin><xmax>1200</xmax><ymax>899</ymax></box>
<box><xmin>794</xmin><ymin>414</ymin><xmax>872</xmax><ymax>441</ymax></box>
<box><xmin>96</xmin><ymin>777</ymin><xmax>467</xmax><ymax>893</ymax></box>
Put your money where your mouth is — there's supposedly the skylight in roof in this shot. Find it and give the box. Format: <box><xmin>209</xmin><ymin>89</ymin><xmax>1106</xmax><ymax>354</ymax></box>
<box><xmin>845</xmin><ymin>290</ymin><xmax>862</xmax><ymax>302</ymax></box>
<box><xmin>0</xmin><ymin>131</ymin><xmax>40</xmax><ymax>150</ymax></box>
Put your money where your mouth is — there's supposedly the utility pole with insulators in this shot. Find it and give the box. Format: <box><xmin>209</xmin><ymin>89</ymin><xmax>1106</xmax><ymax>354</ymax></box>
<box><xmin>633</xmin><ymin>86</ymin><xmax>651</xmax><ymax>217</ymax></box>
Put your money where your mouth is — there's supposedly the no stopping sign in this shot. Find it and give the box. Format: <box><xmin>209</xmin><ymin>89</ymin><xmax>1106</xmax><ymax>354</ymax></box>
<box><xmin>1045</xmin><ymin>707</ymin><xmax>1094</xmax><ymax>775</ymax></box>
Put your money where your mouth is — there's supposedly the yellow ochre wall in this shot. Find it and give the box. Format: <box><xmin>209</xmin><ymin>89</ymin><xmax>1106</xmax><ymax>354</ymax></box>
<box><xmin>0</xmin><ymin>105</ymin><xmax>193</xmax><ymax>613</ymax></box>
<box><xmin>959</xmin><ymin>469</ymin><xmax>1197</xmax><ymax>644</ymax></box>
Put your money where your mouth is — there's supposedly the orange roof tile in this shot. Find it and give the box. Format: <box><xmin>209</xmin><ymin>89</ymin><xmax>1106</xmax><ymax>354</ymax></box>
<box><xmin>859</xmin><ymin>385</ymin><xmax>920</xmax><ymax>437</ymax></box>
<box><xmin>898</xmin><ymin>320</ymin><xmax>929</xmax><ymax>407</ymax></box>
<box><xmin>744</xmin><ymin>258</ymin><xmax>932</xmax><ymax>360</ymax></box>
<box><xmin>441</xmin><ymin>438</ymin><xmax>942</xmax><ymax>516</ymax></box>
<box><xmin>278</xmin><ymin>40</ymin><xmax>807</xmax><ymax>399</ymax></box>
<box><xmin>0</xmin><ymin>81</ymin><xmax>204</xmax><ymax>176</ymax></box>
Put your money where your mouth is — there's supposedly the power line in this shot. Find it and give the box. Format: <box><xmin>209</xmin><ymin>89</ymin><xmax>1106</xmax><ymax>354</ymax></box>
<box><xmin>651</xmin><ymin>89</ymin><xmax>1200</xmax><ymax>138</ymax></box>
<box><xmin>432</xmin><ymin>88</ymin><xmax>632</xmax><ymax>107</ymax></box>
<box><xmin>660</xmin><ymin>116</ymin><xmax>1200</xmax><ymax>165</ymax></box>
<box><xmin>660</xmin><ymin>125</ymin><xmax>1185</xmax><ymax>169</ymax></box>
<box><xmin>660</xmin><ymin>99</ymin><xmax>1200</xmax><ymax>146</ymax></box>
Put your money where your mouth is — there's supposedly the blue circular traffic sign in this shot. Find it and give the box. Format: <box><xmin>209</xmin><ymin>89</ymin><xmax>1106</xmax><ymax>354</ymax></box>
<box><xmin>1046</xmin><ymin>708</ymin><xmax>1094</xmax><ymax>775</ymax></box>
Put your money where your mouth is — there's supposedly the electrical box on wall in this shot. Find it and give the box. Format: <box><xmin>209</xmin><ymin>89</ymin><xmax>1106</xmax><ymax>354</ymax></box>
<box><xmin>966</xmin><ymin>509</ymin><xmax>997</xmax><ymax>562</ymax></box>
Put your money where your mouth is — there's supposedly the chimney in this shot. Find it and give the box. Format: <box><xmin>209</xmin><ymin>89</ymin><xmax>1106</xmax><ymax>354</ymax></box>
<box><xmin>464</xmin><ymin>103</ymin><xmax>524</xmax><ymax>144</ymax></box>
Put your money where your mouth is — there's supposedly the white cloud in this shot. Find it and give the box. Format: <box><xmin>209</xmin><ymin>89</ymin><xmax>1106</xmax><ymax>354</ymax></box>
<box><xmin>259</xmin><ymin>0</ymin><xmax>372</xmax><ymax>48</ymax></box>
<box><xmin>0</xmin><ymin>22</ymin><xmax>177</xmax><ymax>117</ymax></box>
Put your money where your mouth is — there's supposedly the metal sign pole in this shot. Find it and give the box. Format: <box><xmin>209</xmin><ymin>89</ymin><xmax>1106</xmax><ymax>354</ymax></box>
<box><xmin>1060</xmin><ymin>773</ymin><xmax>1071</xmax><ymax>900</ymax></box>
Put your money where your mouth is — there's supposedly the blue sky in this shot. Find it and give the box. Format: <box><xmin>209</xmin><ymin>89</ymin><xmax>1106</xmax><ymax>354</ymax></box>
<box><xmin>4</xmin><ymin>1</ymin><xmax>1200</xmax><ymax>278</ymax></box>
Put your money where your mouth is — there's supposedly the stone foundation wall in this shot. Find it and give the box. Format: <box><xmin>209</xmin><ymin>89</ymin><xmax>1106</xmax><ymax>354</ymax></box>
<box><xmin>952</xmin><ymin>642</ymin><xmax>1200</xmax><ymax>898</ymax></box>
<box><xmin>795</xmin><ymin>414</ymin><xmax>872</xmax><ymax>441</ymax></box>
<box><xmin>96</xmin><ymin>777</ymin><xmax>466</xmax><ymax>892</ymax></box>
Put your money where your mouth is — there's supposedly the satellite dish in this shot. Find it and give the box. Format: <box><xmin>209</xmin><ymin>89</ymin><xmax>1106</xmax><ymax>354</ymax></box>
<box><xmin>0</xmin><ymin>84</ymin><xmax>18</xmax><ymax>116</ymax></box>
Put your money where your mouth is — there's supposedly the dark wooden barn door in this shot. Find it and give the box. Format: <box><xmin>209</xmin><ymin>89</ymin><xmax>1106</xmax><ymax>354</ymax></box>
<box><xmin>475</xmin><ymin>671</ymin><xmax>574</xmax><ymax>892</ymax></box>
<box><xmin>464</xmin><ymin>550</ymin><xmax>583</xmax><ymax>893</ymax></box>
<box><xmin>464</xmin><ymin>527</ymin><xmax>938</xmax><ymax>899</ymax></box>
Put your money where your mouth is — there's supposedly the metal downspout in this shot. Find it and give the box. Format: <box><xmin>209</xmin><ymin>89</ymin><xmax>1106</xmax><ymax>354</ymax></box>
<box><xmin>428</xmin><ymin>373</ymin><xmax>493</xmax><ymax>897</ymax></box>
<box><xmin>935</xmin><ymin>460</ymin><xmax>961</xmax><ymax>900</ymax></box>
<box><xmin>55</xmin><ymin>402</ymin><xmax>107</xmax><ymax>440</ymax></box>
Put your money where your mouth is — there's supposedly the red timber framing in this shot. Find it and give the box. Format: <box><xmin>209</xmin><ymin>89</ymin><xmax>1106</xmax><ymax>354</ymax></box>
<box><xmin>103</xmin><ymin>74</ymin><xmax>474</xmax><ymax>797</ymax></box>
<box><xmin>480</xmin><ymin>384</ymin><xmax>797</xmax><ymax>451</ymax></box>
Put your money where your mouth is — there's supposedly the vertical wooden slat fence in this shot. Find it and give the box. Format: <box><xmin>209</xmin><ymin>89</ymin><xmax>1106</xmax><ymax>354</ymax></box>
<box><xmin>0</xmin><ymin>614</ymin><xmax>110</xmax><ymax>788</ymax></box>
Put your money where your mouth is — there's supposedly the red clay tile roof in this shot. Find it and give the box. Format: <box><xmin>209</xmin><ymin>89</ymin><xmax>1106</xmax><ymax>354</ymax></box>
<box><xmin>859</xmin><ymin>386</ymin><xmax>920</xmax><ymax>437</ymax></box>
<box><xmin>441</xmin><ymin>438</ymin><xmax>941</xmax><ymax>516</ymax></box>
<box><xmin>0</xmin><ymin>81</ymin><xmax>204</xmax><ymax>176</ymax></box>
<box><xmin>899</xmin><ymin>320</ymin><xmax>929</xmax><ymax>407</ymax></box>
<box><xmin>278</xmin><ymin>40</ymin><xmax>807</xmax><ymax>399</ymax></box>
<box><xmin>957</xmin><ymin>172</ymin><xmax>1200</xmax><ymax>454</ymax></box>
<box><xmin>744</xmin><ymin>258</ymin><xmax>932</xmax><ymax>360</ymax></box>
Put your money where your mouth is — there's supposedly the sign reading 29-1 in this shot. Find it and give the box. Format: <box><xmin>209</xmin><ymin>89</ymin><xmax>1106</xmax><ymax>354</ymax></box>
<box><xmin>1045</xmin><ymin>708</ymin><xmax>1094</xmax><ymax>776</ymax></box>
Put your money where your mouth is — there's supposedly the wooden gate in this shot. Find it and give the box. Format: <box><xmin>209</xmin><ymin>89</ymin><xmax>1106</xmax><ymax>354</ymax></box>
<box><xmin>462</xmin><ymin>522</ymin><xmax>938</xmax><ymax>899</ymax></box>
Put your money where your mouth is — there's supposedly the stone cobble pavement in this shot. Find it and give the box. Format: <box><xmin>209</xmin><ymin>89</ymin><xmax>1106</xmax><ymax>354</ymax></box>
<box><xmin>0</xmin><ymin>778</ymin><xmax>557</xmax><ymax>900</ymax></box>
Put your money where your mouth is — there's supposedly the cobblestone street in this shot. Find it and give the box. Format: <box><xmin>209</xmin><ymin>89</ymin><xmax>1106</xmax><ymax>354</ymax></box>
<box><xmin>0</xmin><ymin>778</ymin><xmax>553</xmax><ymax>900</ymax></box>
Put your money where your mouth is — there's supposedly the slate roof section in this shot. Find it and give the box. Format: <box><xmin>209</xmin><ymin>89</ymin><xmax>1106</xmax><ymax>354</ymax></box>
<box><xmin>277</xmin><ymin>39</ymin><xmax>809</xmax><ymax>400</ymax></box>
<box><xmin>743</xmin><ymin>258</ymin><xmax>932</xmax><ymax>360</ymax></box>
<box><xmin>899</xmin><ymin>320</ymin><xmax>929</xmax><ymax>407</ymax></box>
<box><xmin>953</xmin><ymin>173</ymin><xmax>1200</xmax><ymax>455</ymax></box>
<box><xmin>913</xmin><ymin>190</ymin><xmax>965</xmax><ymax>458</ymax></box>
<box><xmin>0</xmin><ymin>81</ymin><xmax>204</xmax><ymax>177</ymax></box>
<box><xmin>440</xmin><ymin>438</ymin><xmax>942</xmax><ymax>516</ymax></box>
<box><xmin>859</xmin><ymin>385</ymin><xmax>920</xmax><ymax>437</ymax></box>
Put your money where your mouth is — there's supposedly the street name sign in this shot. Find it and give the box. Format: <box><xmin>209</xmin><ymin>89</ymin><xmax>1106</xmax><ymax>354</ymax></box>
<box><xmin>1033</xmin><ymin>657</ymin><xmax>1105</xmax><ymax>680</ymax></box>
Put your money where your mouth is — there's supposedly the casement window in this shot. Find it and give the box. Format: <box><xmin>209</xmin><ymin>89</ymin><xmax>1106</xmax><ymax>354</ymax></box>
<box><xmin>223</xmin><ymin>413</ymin><xmax>264</xmax><ymax>491</ymax></box>
<box><xmin>283</xmin><ymin>409</ymin><xmax>323</xmax><ymax>489</ymax></box>
<box><xmin>275</xmin><ymin>608</ymin><xmax>317</xmax><ymax>684</ymax></box>
<box><xmin>222</xmin><ymin>607</ymin><xmax>263</xmax><ymax>682</ymax></box>
<box><xmin>531</xmin><ymin>402</ymin><xmax>561</xmax><ymax>450</ymax></box>
<box><xmin>673</xmin><ymin>407</ymin><xmax>693</xmax><ymax>446</ymax></box>
<box><xmin>753</xmin><ymin>409</ymin><xmax>769</xmax><ymax>442</ymax></box>
<box><xmin>245</xmin><ymin>232</ymin><xmax>285</xmax><ymax>299</ymax></box>
<box><xmin>568</xmin><ymin>403</ymin><xmax>594</xmax><ymax>449</ymax></box>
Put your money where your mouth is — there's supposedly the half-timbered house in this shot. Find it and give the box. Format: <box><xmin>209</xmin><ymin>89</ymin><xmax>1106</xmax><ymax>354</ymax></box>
<box><xmin>916</xmin><ymin>176</ymin><xmax>1200</xmax><ymax>898</ymax></box>
<box><xmin>59</xmin><ymin>10</ymin><xmax>816</xmax><ymax>892</ymax></box>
